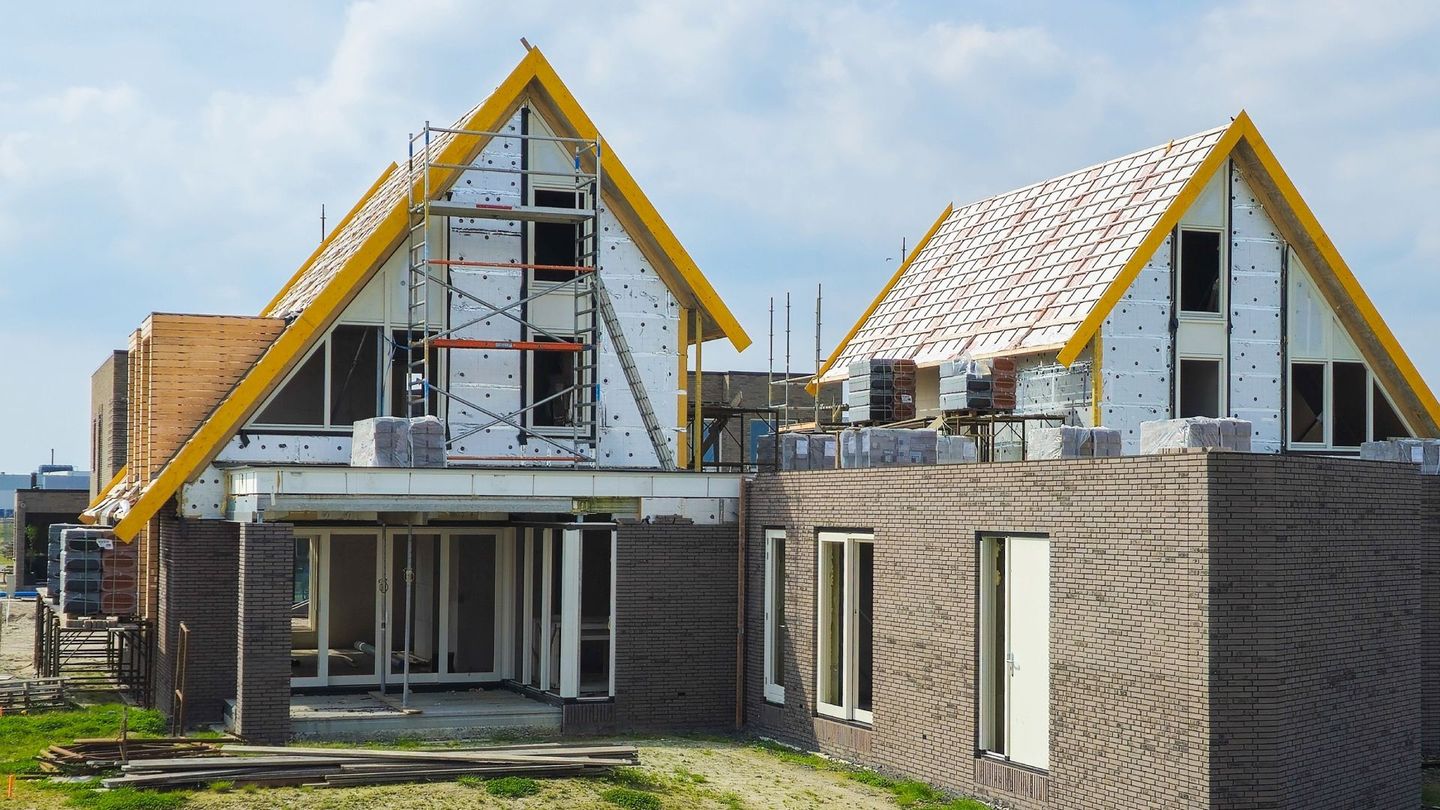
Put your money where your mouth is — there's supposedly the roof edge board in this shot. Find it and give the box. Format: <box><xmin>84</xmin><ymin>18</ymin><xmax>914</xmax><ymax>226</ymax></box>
<box><xmin>807</xmin><ymin>202</ymin><xmax>954</xmax><ymax>394</ymax></box>
<box><xmin>86</xmin><ymin>466</ymin><xmax>126</xmax><ymax>512</ymax></box>
<box><xmin>1056</xmin><ymin>115</ymin><xmax>1247</xmax><ymax>366</ymax></box>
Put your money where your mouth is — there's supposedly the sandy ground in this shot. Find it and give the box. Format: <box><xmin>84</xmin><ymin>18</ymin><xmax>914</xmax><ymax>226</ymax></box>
<box><xmin>9</xmin><ymin>738</ymin><xmax>896</xmax><ymax>810</ymax></box>
<box><xmin>0</xmin><ymin>597</ymin><xmax>37</xmax><ymax>679</ymax></box>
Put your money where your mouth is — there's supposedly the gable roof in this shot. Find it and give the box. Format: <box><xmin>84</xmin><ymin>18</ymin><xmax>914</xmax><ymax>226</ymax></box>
<box><xmin>813</xmin><ymin>113</ymin><xmax>1440</xmax><ymax>437</ymax></box>
<box><xmin>105</xmin><ymin>46</ymin><xmax>750</xmax><ymax>542</ymax></box>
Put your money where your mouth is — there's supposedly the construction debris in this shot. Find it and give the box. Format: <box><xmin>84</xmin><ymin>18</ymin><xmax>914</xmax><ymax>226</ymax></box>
<box><xmin>38</xmin><ymin>738</ymin><xmax>221</xmax><ymax>774</ymax></box>
<box><xmin>89</xmin><ymin>742</ymin><xmax>638</xmax><ymax>789</ymax></box>
<box><xmin>0</xmin><ymin>676</ymin><xmax>67</xmax><ymax>712</ymax></box>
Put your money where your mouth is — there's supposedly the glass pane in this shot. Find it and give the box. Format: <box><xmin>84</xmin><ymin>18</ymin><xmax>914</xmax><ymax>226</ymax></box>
<box><xmin>255</xmin><ymin>345</ymin><xmax>324</xmax><ymax>425</ymax></box>
<box><xmin>1179</xmin><ymin>359</ymin><xmax>1220</xmax><ymax>418</ymax></box>
<box><xmin>533</xmin><ymin>189</ymin><xmax>581</xmax><ymax>282</ymax></box>
<box><xmin>528</xmin><ymin>535</ymin><xmax>544</xmax><ymax>689</ymax></box>
<box><xmin>390</xmin><ymin>534</ymin><xmax>440</xmax><ymax>675</ymax></box>
<box><xmin>579</xmin><ymin>530</ymin><xmax>612</xmax><ymax>696</ymax></box>
<box><xmin>1373</xmin><ymin>382</ymin><xmax>1410</xmax><ymax>441</ymax></box>
<box><xmin>1331</xmin><ymin>362</ymin><xmax>1367</xmax><ymax>447</ymax></box>
<box><xmin>857</xmin><ymin>542</ymin><xmax>874</xmax><ymax>714</ymax></box>
<box><xmin>329</xmin><ymin>325</ymin><xmax>380</xmax><ymax>427</ymax></box>
<box><xmin>1291</xmin><ymin>363</ymin><xmax>1325</xmax><ymax>443</ymax></box>
<box><xmin>290</xmin><ymin>538</ymin><xmax>319</xmax><ymax>679</ymax></box>
<box><xmin>1179</xmin><ymin>230</ymin><xmax>1222</xmax><ymax>313</ymax></box>
<box><xmin>449</xmin><ymin>535</ymin><xmax>497</xmax><ymax>674</ymax></box>
<box><xmin>328</xmin><ymin>534</ymin><xmax>378</xmax><ymax>678</ymax></box>
<box><xmin>772</xmin><ymin>539</ymin><xmax>786</xmax><ymax>689</ymax></box>
<box><xmin>819</xmin><ymin>541</ymin><xmax>844</xmax><ymax>707</ymax></box>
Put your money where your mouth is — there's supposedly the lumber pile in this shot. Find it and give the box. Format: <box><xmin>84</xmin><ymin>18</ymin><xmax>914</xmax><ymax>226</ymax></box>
<box><xmin>99</xmin><ymin>743</ymin><xmax>640</xmax><ymax>789</ymax></box>
<box><xmin>38</xmin><ymin>738</ymin><xmax>220</xmax><ymax>773</ymax></box>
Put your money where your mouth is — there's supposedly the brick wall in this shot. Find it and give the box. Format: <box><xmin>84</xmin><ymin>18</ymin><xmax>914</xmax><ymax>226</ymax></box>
<box><xmin>609</xmin><ymin>518</ymin><xmax>738</xmax><ymax>731</ymax></box>
<box><xmin>1208</xmin><ymin>454</ymin><xmax>1422</xmax><ymax>807</ymax></box>
<box><xmin>743</xmin><ymin>452</ymin><xmax>1426</xmax><ymax>810</ymax></box>
<box><xmin>234</xmin><ymin>522</ymin><xmax>294</xmax><ymax>743</ymax></box>
<box><xmin>1426</xmin><ymin>476</ymin><xmax>1440</xmax><ymax>761</ymax></box>
<box><xmin>89</xmin><ymin>349</ymin><xmax>128</xmax><ymax>499</ymax></box>
<box><xmin>155</xmin><ymin>515</ymin><xmax>239</xmax><ymax>726</ymax></box>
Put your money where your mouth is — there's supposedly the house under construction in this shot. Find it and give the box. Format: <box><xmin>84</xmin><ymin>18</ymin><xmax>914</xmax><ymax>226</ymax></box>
<box><xmin>64</xmin><ymin>48</ymin><xmax>1440</xmax><ymax>810</ymax></box>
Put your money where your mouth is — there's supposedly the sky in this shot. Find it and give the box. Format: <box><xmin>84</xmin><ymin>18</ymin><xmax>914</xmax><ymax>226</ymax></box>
<box><xmin>2</xmin><ymin>0</ymin><xmax>1439</xmax><ymax>473</ymax></box>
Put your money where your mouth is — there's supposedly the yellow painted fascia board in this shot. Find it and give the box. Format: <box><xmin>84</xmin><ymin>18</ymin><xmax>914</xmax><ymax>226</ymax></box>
<box><xmin>1238</xmin><ymin>122</ymin><xmax>1440</xmax><ymax>431</ymax></box>
<box><xmin>525</xmin><ymin>50</ymin><xmax>750</xmax><ymax>351</ymax></box>
<box><xmin>806</xmin><ymin>203</ymin><xmax>954</xmax><ymax>395</ymax></box>
<box><xmin>260</xmin><ymin>162</ymin><xmax>398</xmax><ymax>317</ymax></box>
<box><xmin>86</xmin><ymin>466</ymin><xmax>127</xmax><ymax>512</ymax></box>
<box><xmin>1056</xmin><ymin>117</ymin><xmax>1247</xmax><ymax>366</ymax></box>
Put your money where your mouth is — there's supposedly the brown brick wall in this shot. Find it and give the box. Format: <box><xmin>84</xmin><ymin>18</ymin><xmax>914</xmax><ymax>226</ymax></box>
<box><xmin>1425</xmin><ymin>475</ymin><xmax>1440</xmax><ymax>762</ymax></box>
<box><xmin>610</xmin><ymin>518</ymin><xmax>738</xmax><ymax>731</ymax></box>
<box><xmin>1208</xmin><ymin>454</ymin><xmax>1421</xmax><ymax>808</ymax></box>
<box><xmin>743</xmin><ymin>452</ymin><xmax>1426</xmax><ymax>810</ymax></box>
<box><xmin>156</xmin><ymin>515</ymin><xmax>239</xmax><ymax>727</ymax></box>
<box><xmin>235</xmin><ymin>522</ymin><xmax>294</xmax><ymax>743</ymax></box>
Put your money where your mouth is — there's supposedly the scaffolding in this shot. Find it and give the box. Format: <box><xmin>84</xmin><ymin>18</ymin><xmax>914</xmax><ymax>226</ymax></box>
<box><xmin>402</xmin><ymin>114</ymin><xmax>673</xmax><ymax>468</ymax></box>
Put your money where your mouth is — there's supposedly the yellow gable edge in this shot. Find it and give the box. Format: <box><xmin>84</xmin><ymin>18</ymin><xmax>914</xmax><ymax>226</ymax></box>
<box><xmin>526</xmin><ymin>53</ymin><xmax>749</xmax><ymax>351</ymax></box>
<box><xmin>260</xmin><ymin>162</ymin><xmax>399</xmax><ymax>318</ymax></box>
<box><xmin>806</xmin><ymin>203</ymin><xmax>954</xmax><ymax>395</ymax></box>
<box><xmin>1237</xmin><ymin>121</ymin><xmax>1440</xmax><ymax>432</ymax></box>
<box><xmin>1056</xmin><ymin>116</ymin><xmax>1246</xmax><ymax>366</ymax></box>
<box><xmin>111</xmin><ymin>47</ymin><xmax>748</xmax><ymax>541</ymax></box>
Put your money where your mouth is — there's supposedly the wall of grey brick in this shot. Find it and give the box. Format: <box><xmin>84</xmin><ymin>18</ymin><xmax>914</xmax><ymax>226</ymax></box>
<box><xmin>609</xmin><ymin>517</ymin><xmax>738</xmax><ymax>731</ymax></box>
<box><xmin>1208</xmin><ymin>454</ymin><xmax>1422</xmax><ymax>808</ymax></box>
<box><xmin>155</xmin><ymin>515</ymin><xmax>238</xmax><ymax>727</ymax></box>
<box><xmin>89</xmin><ymin>349</ymin><xmax>128</xmax><ymax>500</ymax></box>
<box><xmin>234</xmin><ymin>522</ymin><xmax>294</xmax><ymax>744</ymax></box>
<box><xmin>743</xmin><ymin>452</ymin><xmax>1426</xmax><ymax>810</ymax></box>
<box><xmin>1426</xmin><ymin>476</ymin><xmax>1440</xmax><ymax>761</ymax></box>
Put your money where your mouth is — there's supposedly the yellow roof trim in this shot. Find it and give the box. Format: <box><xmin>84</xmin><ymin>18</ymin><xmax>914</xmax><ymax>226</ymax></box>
<box><xmin>1056</xmin><ymin>115</ymin><xmax>1247</xmax><ymax>365</ymax></box>
<box><xmin>524</xmin><ymin>53</ymin><xmax>749</xmax><ymax>350</ymax></box>
<box><xmin>260</xmin><ymin>162</ymin><xmax>398</xmax><ymax>318</ymax></box>
<box><xmin>807</xmin><ymin>203</ymin><xmax>953</xmax><ymax>394</ymax></box>
<box><xmin>1237</xmin><ymin>120</ymin><xmax>1440</xmax><ymax>430</ymax></box>
<box><xmin>86</xmin><ymin>466</ymin><xmax>126</xmax><ymax>512</ymax></box>
<box><xmin>111</xmin><ymin>47</ymin><xmax>746</xmax><ymax>541</ymax></box>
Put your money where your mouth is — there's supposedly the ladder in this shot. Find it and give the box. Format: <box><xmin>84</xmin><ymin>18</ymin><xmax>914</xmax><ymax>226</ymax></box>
<box><xmin>592</xmin><ymin>274</ymin><xmax>675</xmax><ymax>469</ymax></box>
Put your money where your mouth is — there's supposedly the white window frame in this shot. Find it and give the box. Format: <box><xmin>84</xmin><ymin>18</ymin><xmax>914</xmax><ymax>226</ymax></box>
<box><xmin>816</xmin><ymin>531</ymin><xmax>873</xmax><ymax>725</ymax></box>
<box><xmin>763</xmin><ymin>529</ymin><xmax>786</xmax><ymax>704</ymax></box>
<box><xmin>1176</xmin><ymin>355</ymin><xmax>1225</xmax><ymax>419</ymax></box>
<box><xmin>1177</xmin><ymin>225</ymin><xmax>1226</xmax><ymax>318</ymax></box>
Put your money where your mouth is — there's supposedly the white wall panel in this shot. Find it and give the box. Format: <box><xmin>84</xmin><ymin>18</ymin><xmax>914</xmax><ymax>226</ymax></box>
<box><xmin>1100</xmin><ymin>236</ymin><xmax>1173</xmax><ymax>452</ymax></box>
<box><xmin>1228</xmin><ymin>168</ymin><xmax>1284</xmax><ymax>452</ymax></box>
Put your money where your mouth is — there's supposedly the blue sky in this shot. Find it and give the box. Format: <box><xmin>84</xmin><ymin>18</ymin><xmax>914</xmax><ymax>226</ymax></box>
<box><xmin>3</xmin><ymin>0</ymin><xmax>1439</xmax><ymax>473</ymax></box>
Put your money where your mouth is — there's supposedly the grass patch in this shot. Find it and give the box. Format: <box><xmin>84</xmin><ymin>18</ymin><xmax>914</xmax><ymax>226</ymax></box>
<box><xmin>607</xmin><ymin>766</ymin><xmax>667</xmax><ymax>791</ymax></box>
<box><xmin>484</xmin><ymin>776</ymin><xmax>541</xmax><ymax>798</ymax></box>
<box><xmin>673</xmin><ymin>767</ymin><xmax>707</xmax><ymax>784</ymax></box>
<box><xmin>65</xmin><ymin>786</ymin><xmax>188</xmax><ymax>810</ymax></box>
<box><xmin>600</xmin><ymin>786</ymin><xmax>662</xmax><ymax>810</ymax></box>
<box><xmin>206</xmin><ymin>780</ymin><xmax>235</xmax><ymax>793</ymax></box>
<box><xmin>0</xmin><ymin>705</ymin><xmax>166</xmax><ymax>774</ymax></box>
<box><xmin>750</xmin><ymin>738</ymin><xmax>987</xmax><ymax>809</ymax></box>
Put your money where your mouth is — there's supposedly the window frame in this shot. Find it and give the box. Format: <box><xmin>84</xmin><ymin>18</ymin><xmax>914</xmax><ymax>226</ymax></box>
<box><xmin>251</xmin><ymin>320</ymin><xmax>392</xmax><ymax>431</ymax></box>
<box><xmin>1176</xmin><ymin>226</ymin><xmax>1226</xmax><ymax>318</ymax></box>
<box><xmin>523</xmin><ymin>332</ymin><xmax>590</xmax><ymax>437</ymax></box>
<box><xmin>815</xmin><ymin>530</ymin><xmax>874</xmax><ymax>725</ymax></box>
<box><xmin>975</xmin><ymin>532</ymin><xmax>1051</xmax><ymax>772</ymax></box>
<box><xmin>1176</xmin><ymin>356</ymin><xmax>1224</xmax><ymax>419</ymax></box>
<box><xmin>763</xmin><ymin>529</ymin><xmax>786</xmax><ymax>704</ymax></box>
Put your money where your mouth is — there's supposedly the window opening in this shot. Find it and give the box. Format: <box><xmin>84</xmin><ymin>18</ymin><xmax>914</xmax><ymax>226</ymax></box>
<box><xmin>1179</xmin><ymin>229</ymin><xmax>1222</xmax><ymax>313</ymax></box>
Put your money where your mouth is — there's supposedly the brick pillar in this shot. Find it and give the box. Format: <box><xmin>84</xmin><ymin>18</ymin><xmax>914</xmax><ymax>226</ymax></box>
<box><xmin>155</xmin><ymin>515</ymin><xmax>238</xmax><ymax>726</ymax></box>
<box><xmin>234</xmin><ymin>522</ymin><xmax>293</xmax><ymax>744</ymax></box>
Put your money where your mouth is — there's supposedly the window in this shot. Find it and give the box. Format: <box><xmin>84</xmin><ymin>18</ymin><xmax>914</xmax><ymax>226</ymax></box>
<box><xmin>978</xmin><ymin>534</ymin><xmax>1050</xmax><ymax>772</ymax></box>
<box><xmin>763</xmin><ymin>530</ymin><xmax>787</xmax><ymax>704</ymax></box>
<box><xmin>1290</xmin><ymin>362</ymin><xmax>1325</xmax><ymax>444</ymax></box>
<box><xmin>1373</xmin><ymin>382</ymin><xmax>1408</xmax><ymax>441</ymax></box>
<box><xmin>1178</xmin><ymin>359</ymin><xmax>1221</xmax><ymax>418</ymax></box>
<box><xmin>330</xmin><ymin>325</ymin><xmax>382</xmax><ymax>426</ymax></box>
<box><xmin>388</xmin><ymin>329</ymin><xmax>440</xmax><ymax>418</ymax></box>
<box><xmin>817</xmin><ymin>531</ymin><xmax>873</xmax><ymax>724</ymax></box>
<box><xmin>255</xmin><ymin>344</ymin><xmax>326</xmax><ymax>425</ymax></box>
<box><xmin>528</xmin><ymin>337</ymin><xmax>580</xmax><ymax>428</ymax></box>
<box><xmin>1331</xmin><ymin>362</ymin><xmax>1367</xmax><ymax>447</ymax></box>
<box><xmin>1179</xmin><ymin>229</ymin><xmax>1222</xmax><ymax>313</ymax></box>
<box><xmin>532</xmin><ymin>189</ymin><xmax>582</xmax><ymax>282</ymax></box>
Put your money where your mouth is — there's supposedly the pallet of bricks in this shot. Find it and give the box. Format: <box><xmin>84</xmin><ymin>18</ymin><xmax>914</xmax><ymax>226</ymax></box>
<box><xmin>56</xmin><ymin>527</ymin><xmax>137</xmax><ymax>618</ymax></box>
<box><xmin>756</xmin><ymin>433</ymin><xmax>838</xmax><ymax>471</ymax></box>
<box><xmin>846</xmin><ymin>359</ymin><xmax>917</xmax><ymax>423</ymax></box>
<box><xmin>939</xmin><ymin>356</ymin><xmax>1016</xmax><ymax>412</ymax></box>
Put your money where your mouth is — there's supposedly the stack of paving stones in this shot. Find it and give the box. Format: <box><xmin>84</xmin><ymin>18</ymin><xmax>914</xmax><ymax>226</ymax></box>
<box><xmin>59</xmin><ymin>527</ymin><xmax>106</xmax><ymax>617</ymax></box>
<box><xmin>408</xmin><ymin>416</ymin><xmax>446</xmax><ymax>468</ymax></box>
<box><xmin>47</xmin><ymin>523</ymin><xmax>84</xmax><ymax>603</ymax></box>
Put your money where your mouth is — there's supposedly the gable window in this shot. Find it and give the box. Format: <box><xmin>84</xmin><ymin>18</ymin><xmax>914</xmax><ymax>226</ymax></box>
<box><xmin>1373</xmin><ymin>382</ymin><xmax>1409</xmax><ymax>441</ymax></box>
<box><xmin>817</xmin><ymin>531</ymin><xmax>873</xmax><ymax>725</ymax></box>
<box><xmin>255</xmin><ymin>343</ymin><xmax>327</xmax><ymax>426</ymax></box>
<box><xmin>763</xmin><ymin>530</ymin><xmax>787</xmax><ymax>704</ymax></box>
<box><xmin>1178</xmin><ymin>229</ymin><xmax>1222</xmax><ymax>314</ymax></box>
<box><xmin>254</xmin><ymin>324</ymin><xmax>400</xmax><ymax>429</ymax></box>
<box><xmin>1290</xmin><ymin>362</ymin><xmax>1325</xmax><ymax>444</ymax></box>
<box><xmin>528</xmin><ymin>337</ymin><xmax>581</xmax><ymax>428</ymax></box>
<box><xmin>1178</xmin><ymin>358</ymin><xmax>1221</xmax><ymax>418</ymax></box>
<box><xmin>978</xmin><ymin>533</ymin><xmax>1050</xmax><ymax>772</ymax></box>
<box><xmin>532</xmin><ymin>189</ymin><xmax>583</xmax><ymax>283</ymax></box>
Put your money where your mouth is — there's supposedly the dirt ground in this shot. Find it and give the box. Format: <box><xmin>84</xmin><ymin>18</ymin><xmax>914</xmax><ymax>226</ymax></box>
<box><xmin>12</xmin><ymin>738</ymin><xmax>899</xmax><ymax>810</ymax></box>
<box><xmin>0</xmin><ymin>597</ymin><xmax>36</xmax><ymax>679</ymax></box>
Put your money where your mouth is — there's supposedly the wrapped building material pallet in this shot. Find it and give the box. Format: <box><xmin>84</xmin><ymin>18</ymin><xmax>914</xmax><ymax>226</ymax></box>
<box><xmin>1139</xmin><ymin>417</ymin><xmax>1252</xmax><ymax>454</ymax></box>
<box><xmin>1361</xmin><ymin>439</ymin><xmax>1440</xmax><ymax>474</ymax></box>
<box><xmin>409</xmin><ymin>415</ymin><xmax>446</xmax><ymax>468</ymax></box>
<box><xmin>937</xmin><ymin>434</ymin><xmax>978</xmax><ymax>465</ymax></box>
<box><xmin>351</xmin><ymin>416</ymin><xmax>448</xmax><ymax>468</ymax></box>
<box><xmin>840</xmin><ymin>428</ymin><xmax>938</xmax><ymax>468</ymax></box>
<box><xmin>757</xmin><ymin>433</ymin><xmax>836</xmax><ymax>471</ymax></box>
<box><xmin>60</xmin><ymin>528</ymin><xmax>107</xmax><ymax>617</ymax></box>
<box><xmin>846</xmin><ymin>359</ymin><xmax>918</xmax><ymax>423</ymax></box>
<box><xmin>1026</xmin><ymin>426</ymin><xmax>1123</xmax><ymax>460</ymax></box>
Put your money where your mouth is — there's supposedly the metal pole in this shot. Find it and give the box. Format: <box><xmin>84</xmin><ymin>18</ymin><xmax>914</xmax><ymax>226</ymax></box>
<box><xmin>402</xmin><ymin>527</ymin><xmax>414</xmax><ymax>708</ymax></box>
<box><xmin>785</xmin><ymin>292</ymin><xmax>791</xmax><ymax>427</ymax></box>
<box><xmin>767</xmin><ymin>297</ymin><xmax>774</xmax><ymax>412</ymax></box>
<box><xmin>814</xmin><ymin>283</ymin><xmax>822</xmax><ymax>427</ymax></box>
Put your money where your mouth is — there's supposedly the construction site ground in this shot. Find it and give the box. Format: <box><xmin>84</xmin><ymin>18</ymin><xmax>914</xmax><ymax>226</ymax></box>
<box><xmin>1</xmin><ymin>597</ymin><xmax>36</xmax><ymax>680</ymax></box>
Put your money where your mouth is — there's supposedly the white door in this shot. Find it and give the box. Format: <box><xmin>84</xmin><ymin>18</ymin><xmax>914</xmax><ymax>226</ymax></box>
<box><xmin>1005</xmin><ymin>536</ymin><xmax>1050</xmax><ymax>770</ymax></box>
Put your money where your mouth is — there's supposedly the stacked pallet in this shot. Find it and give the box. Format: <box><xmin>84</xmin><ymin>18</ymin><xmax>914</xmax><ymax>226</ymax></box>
<box><xmin>46</xmin><ymin>524</ymin><xmax>85</xmax><ymax>602</ymax></box>
<box><xmin>99</xmin><ymin>743</ymin><xmax>639</xmax><ymax>789</ymax></box>
<box><xmin>59</xmin><ymin>528</ymin><xmax>105</xmax><ymax>617</ymax></box>
<box><xmin>846</xmin><ymin>359</ymin><xmax>917</xmax><ymax>423</ymax></box>
<box><xmin>98</xmin><ymin>536</ymin><xmax>138</xmax><ymax>616</ymax></box>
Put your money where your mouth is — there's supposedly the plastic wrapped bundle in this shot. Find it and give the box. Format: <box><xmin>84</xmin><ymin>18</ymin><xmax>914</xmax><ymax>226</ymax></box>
<box><xmin>1139</xmin><ymin>418</ymin><xmax>1221</xmax><ymax>454</ymax></box>
<box><xmin>351</xmin><ymin>417</ymin><xmax>413</xmax><ymax>467</ymax></box>
<box><xmin>1363</xmin><ymin>439</ymin><xmax>1440</xmax><ymax>474</ymax></box>
<box><xmin>1091</xmin><ymin>427</ymin><xmax>1122</xmax><ymax>458</ymax></box>
<box><xmin>937</xmin><ymin>435</ymin><xmax>978</xmax><ymax>465</ymax></box>
<box><xmin>409</xmin><ymin>415</ymin><xmax>446</xmax><ymax>468</ymax></box>
<box><xmin>807</xmin><ymin>434</ymin><xmax>838</xmax><ymax>470</ymax></box>
<box><xmin>1026</xmin><ymin>426</ymin><xmax>1093</xmax><ymax>460</ymax></box>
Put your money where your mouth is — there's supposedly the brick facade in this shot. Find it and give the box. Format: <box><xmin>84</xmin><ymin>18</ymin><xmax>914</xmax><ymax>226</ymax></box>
<box><xmin>610</xmin><ymin>518</ymin><xmax>738</xmax><ymax>731</ymax></box>
<box><xmin>155</xmin><ymin>515</ymin><xmax>239</xmax><ymax>726</ymax></box>
<box><xmin>89</xmin><ymin>349</ymin><xmax>127</xmax><ymax>500</ymax></box>
<box><xmin>1426</xmin><ymin>476</ymin><xmax>1440</xmax><ymax>761</ymax></box>
<box><xmin>234</xmin><ymin>522</ymin><xmax>294</xmax><ymax>743</ymax></box>
<box><xmin>743</xmin><ymin>452</ymin><xmax>1425</xmax><ymax>810</ymax></box>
